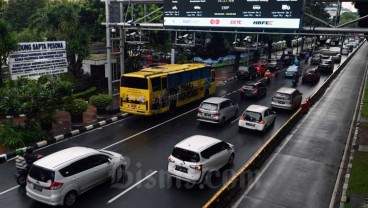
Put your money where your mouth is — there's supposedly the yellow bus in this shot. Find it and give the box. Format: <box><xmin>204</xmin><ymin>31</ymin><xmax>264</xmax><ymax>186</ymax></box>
<box><xmin>120</xmin><ymin>63</ymin><xmax>216</xmax><ymax>115</ymax></box>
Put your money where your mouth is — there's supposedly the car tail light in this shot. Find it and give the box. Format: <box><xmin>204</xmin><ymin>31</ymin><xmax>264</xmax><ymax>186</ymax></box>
<box><xmin>259</xmin><ymin>120</ymin><xmax>265</xmax><ymax>124</ymax></box>
<box><xmin>168</xmin><ymin>156</ymin><xmax>175</xmax><ymax>163</ymax></box>
<box><xmin>239</xmin><ymin>88</ymin><xmax>244</xmax><ymax>92</ymax></box>
<box><xmin>46</xmin><ymin>182</ymin><xmax>63</xmax><ymax>190</ymax></box>
<box><xmin>197</xmin><ymin>108</ymin><xmax>202</xmax><ymax>114</ymax></box>
<box><xmin>239</xmin><ymin>116</ymin><xmax>244</xmax><ymax>121</ymax></box>
<box><xmin>252</xmin><ymin>89</ymin><xmax>257</xmax><ymax>93</ymax></box>
<box><xmin>190</xmin><ymin>165</ymin><xmax>202</xmax><ymax>171</ymax></box>
<box><xmin>213</xmin><ymin>111</ymin><xmax>220</xmax><ymax>116</ymax></box>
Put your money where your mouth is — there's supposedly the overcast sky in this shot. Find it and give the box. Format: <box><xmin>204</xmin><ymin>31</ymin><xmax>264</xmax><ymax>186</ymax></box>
<box><xmin>342</xmin><ymin>2</ymin><xmax>357</xmax><ymax>12</ymax></box>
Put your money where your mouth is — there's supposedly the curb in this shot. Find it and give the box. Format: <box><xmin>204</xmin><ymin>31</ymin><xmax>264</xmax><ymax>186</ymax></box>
<box><xmin>0</xmin><ymin>113</ymin><xmax>129</xmax><ymax>163</ymax></box>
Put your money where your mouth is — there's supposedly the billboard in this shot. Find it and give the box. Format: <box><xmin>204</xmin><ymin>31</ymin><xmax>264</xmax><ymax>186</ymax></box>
<box><xmin>8</xmin><ymin>41</ymin><xmax>68</xmax><ymax>80</ymax></box>
<box><xmin>164</xmin><ymin>0</ymin><xmax>304</xmax><ymax>29</ymax></box>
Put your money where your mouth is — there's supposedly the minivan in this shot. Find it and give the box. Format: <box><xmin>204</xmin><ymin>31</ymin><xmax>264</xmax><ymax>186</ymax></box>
<box><xmin>271</xmin><ymin>87</ymin><xmax>303</xmax><ymax>111</ymax></box>
<box><xmin>26</xmin><ymin>147</ymin><xmax>127</xmax><ymax>207</ymax></box>
<box><xmin>168</xmin><ymin>135</ymin><xmax>234</xmax><ymax>185</ymax></box>
<box><xmin>197</xmin><ymin>97</ymin><xmax>239</xmax><ymax>126</ymax></box>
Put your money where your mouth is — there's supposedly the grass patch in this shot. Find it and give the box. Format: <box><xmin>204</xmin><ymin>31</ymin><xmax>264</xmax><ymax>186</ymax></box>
<box><xmin>347</xmin><ymin>152</ymin><xmax>368</xmax><ymax>196</ymax></box>
<box><xmin>363</xmin><ymin>81</ymin><xmax>368</xmax><ymax>117</ymax></box>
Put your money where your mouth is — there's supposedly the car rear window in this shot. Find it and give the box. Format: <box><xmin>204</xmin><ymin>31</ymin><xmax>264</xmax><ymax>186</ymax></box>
<box><xmin>200</xmin><ymin>102</ymin><xmax>218</xmax><ymax>111</ymax></box>
<box><xmin>172</xmin><ymin>147</ymin><xmax>200</xmax><ymax>162</ymax></box>
<box><xmin>243</xmin><ymin>111</ymin><xmax>262</xmax><ymax>122</ymax></box>
<box><xmin>29</xmin><ymin>165</ymin><xmax>55</xmax><ymax>183</ymax></box>
<box><xmin>243</xmin><ymin>85</ymin><xmax>255</xmax><ymax>90</ymax></box>
<box><xmin>274</xmin><ymin>92</ymin><xmax>291</xmax><ymax>100</ymax></box>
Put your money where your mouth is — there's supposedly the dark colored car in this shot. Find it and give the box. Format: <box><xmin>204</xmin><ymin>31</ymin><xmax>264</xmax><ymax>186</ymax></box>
<box><xmin>280</xmin><ymin>54</ymin><xmax>295</xmax><ymax>66</ymax></box>
<box><xmin>331</xmin><ymin>53</ymin><xmax>341</xmax><ymax>63</ymax></box>
<box><xmin>302</xmin><ymin>67</ymin><xmax>321</xmax><ymax>84</ymax></box>
<box><xmin>266</xmin><ymin>59</ymin><xmax>283</xmax><ymax>72</ymax></box>
<box><xmin>311</xmin><ymin>54</ymin><xmax>322</xmax><ymax>65</ymax></box>
<box><xmin>318</xmin><ymin>59</ymin><xmax>334</xmax><ymax>73</ymax></box>
<box><xmin>239</xmin><ymin>81</ymin><xmax>267</xmax><ymax>99</ymax></box>
<box><xmin>237</xmin><ymin>66</ymin><xmax>257</xmax><ymax>80</ymax></box>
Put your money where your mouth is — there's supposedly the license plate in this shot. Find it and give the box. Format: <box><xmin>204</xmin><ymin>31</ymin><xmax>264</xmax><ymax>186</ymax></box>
<box><xmin>33</xmin><ymin>184</ymin><xmax>42</xmax><ymax>192</ymax></box>
<box><xmin>246</xmin><ymin>122</ymin><xmax>255</xmax><ymax>127</ymax></box>
<box><xmin>175</xmin><ymin>166</ymin><xmax>188</xmax><ymax>173</ymax></box>
<box><xmin>204</xmin><ymin>113</ymin><xmax>211</xmax><ymax>117</ymax></box>
<box><xmin>278</xmin><ymin>101</ymin><xmax>285</xmax><ymax>104</ymax></box>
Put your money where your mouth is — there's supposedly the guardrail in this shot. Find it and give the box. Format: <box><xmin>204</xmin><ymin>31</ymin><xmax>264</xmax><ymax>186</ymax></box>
<box><xmin>203</xmin><ymin>40</ymin><xmax>366</xmax><ymax>208</ymax></box>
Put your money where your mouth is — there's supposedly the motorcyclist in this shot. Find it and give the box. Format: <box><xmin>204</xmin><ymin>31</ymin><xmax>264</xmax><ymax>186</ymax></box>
<box><xmin>264</xmin><ymin>70</ymin><xmax>272</xmax><ymax>82</ymax></box>
<box><xmin>24</xmin><ymin>146</ymin><xmax>39</xmax><ymax>169</ymax></box>
<box><xmin>292</xmin><ymin>71</ymin><xmax>299</xmax><ymax>85</ymax></box>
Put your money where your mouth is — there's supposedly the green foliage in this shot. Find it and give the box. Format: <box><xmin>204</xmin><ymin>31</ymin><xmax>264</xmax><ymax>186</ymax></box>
<box><xmin>72</xmin><ymin>86</ymin><xmax>97</xmax><ymax>100</ymax></box>
<box><xmin>303</xmin><ymin>3</ymin><xmax>331</xmax><ymax>27</ymax></box>
<box><xmin>0</xmin><ymin>19</ymin><xmax>17</xmax><ymax>85</ymax></box>
<box><xmin>15</xmin><ymin>28</ymin><xmax>43</xmax><ymax>42</ymax></box>
<box><xmin>64</xmin><ymin>98</ymin><xmax>88</xmax><ymax>115</ymax></box>
<box><xmin>0</xmin><ymin>121</ymin><xmax>49</xmax><ymax>149</ymax></box>
<box><xmin>89</xmin><ymin>94</ymin><xmax>112</xmax><ymax>110</ymax></box>
<box><xmin>346</xmin><ymin>152</ymin><xmax>368</xmax><ymax>196</ymax></box>
<box><xmin>339</xmin><ymin>12</ymin><xmax>359</xmax><ymax>28</ymax></box>
<box><xmin>176</xmin><ymin>53</ymin><xmax>189</xmax><ymax>64</ymax></box>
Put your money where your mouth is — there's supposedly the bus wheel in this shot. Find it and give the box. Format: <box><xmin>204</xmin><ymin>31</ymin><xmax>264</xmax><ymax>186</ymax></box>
<box><xmin>169</xmin><ymin>101</ymin><xmax>176</xmax><ymax>114</ymax></box>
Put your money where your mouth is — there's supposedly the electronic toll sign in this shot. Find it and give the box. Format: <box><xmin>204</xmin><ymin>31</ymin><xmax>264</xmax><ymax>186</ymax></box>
<box><xmin>164</xmin><ymin>0</ymin><xmax>304</xmax><ymax>29</ymax></box>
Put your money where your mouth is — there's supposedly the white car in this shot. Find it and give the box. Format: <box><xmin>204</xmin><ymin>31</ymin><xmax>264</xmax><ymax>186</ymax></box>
<box><xmin>271</xmin><ymin>87</ymin><xmax>303</xmax><ymax>111</ymax></box>
<box><xmin>26</xmin><ymin>147</ymin><xmax>127</xmax><ymax>207</ymax></box>
<box><xmin>168</xmin><ymin>135</ymin><xmax>234</xmax><ymax>185</ymax></box>
<box><xmin>238</xmin><ymin>105</ymin><xmax>276</xmax><ymax>132</ymax></box>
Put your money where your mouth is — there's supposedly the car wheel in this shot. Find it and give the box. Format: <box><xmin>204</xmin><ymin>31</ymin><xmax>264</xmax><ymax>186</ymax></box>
<box><xmin>201</xmin><ymin>172</ymin><xmax>212</xmax><ymax>186</ymax></box>
<box><xmin>64</xmin><ymin>191</ymin><xmax>77</xmax><ymax>207</ymax></box>
<box><xmin>227</xmin><ymin>154</ymin><xmax>235</xmax><ymax>166</ymax></box>
<box><xmin>220</xmin><ymin>117</ymin><xmax>226</xmax><ymax>126</ymax></box>
<box><xmin>115</xmin><ymin>165</ymin><xmax>125</xmax><ymax>183</ymax></box>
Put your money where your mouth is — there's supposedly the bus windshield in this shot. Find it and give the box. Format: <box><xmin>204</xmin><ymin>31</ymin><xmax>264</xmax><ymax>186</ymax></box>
<box><xmin>121</xmin><ymin>76</ymin><xmax>148</xmax><ymax>89</ymax></box>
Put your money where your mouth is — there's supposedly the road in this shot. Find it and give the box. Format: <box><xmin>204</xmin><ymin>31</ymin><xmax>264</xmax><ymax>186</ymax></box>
<box><xmin>0</xmin><ymin>45</ymin><xmax>361</xmax><ymax>208</ymax></box>
<box><xmin>232</xmin><ymin>43</ymin><xmax>367</xmax><ymax>208</ymax></box>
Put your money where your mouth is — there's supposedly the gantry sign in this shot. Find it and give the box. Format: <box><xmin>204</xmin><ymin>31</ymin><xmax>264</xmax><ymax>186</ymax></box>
<box><xmin>163</xmin><ymin>0</ymin><xmax>304</xmax><ymax>29</ymax></box>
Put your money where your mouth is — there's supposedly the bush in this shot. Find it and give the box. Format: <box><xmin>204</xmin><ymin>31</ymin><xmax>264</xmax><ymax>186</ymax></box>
<box><xmin>0</xmin><ymin>121</ymin><xmax>49</xmax><ymax>149</ymax></box>
<box><xmin>72</xmin><ymin>86</ymin><xmax>97</xmax><ymax>100</ymax></box>
<box><xmin>89</xmin><ymin>94</ymin><xmax>112</xmax><ymax>110</ymax></box>
<box><xmin>64</xmin><ymin>98</ymin><xmax>88</xmax><ymax>115</ymax></box>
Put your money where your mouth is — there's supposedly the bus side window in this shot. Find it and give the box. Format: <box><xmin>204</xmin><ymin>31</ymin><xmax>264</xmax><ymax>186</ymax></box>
<box><xmin>152</xmin><ymin>77</ymin><xmax>161</xmax><ymax>91</ymax></box>
<box><xmin>162</xmin><ymin>77</ymin><xmax>167</xmax><ymax>89</ymax></box>
<box><xmin>211</xmin><ymin>70</ymin><xmax>215</xmax><ymax>82</ymax></box>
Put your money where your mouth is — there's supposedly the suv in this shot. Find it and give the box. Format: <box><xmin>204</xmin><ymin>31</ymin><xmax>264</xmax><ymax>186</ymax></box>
<box><xmin>26</xmin><ymin>147</ymin><xmax>127</xmax><ymax>207</ymax></box>
<box><xmin>238</xmin><ymin>105</ymin><xmax>276</xmax><ymax>132</ymax></box>
<box><xmin>302</xmin><ymin>67</ymin><xmax>320</xmax><ymax>84</ymax></box>
<box><xmin>197</xmin><ymin>97</ymin><xmax>239</xmax><ymax>126</ymax></box>
<box><xmin>239</xmin><ymin>81</ymin><xmax>267</xmax><ymax>99</ymax></box>
<box><xmin>318</xmin><ymin>59</ymin><xmax>334</xmax><ymax>73</ymax></box>
<box><xmin>271</xmin><ymin>87</ymin><xmax>303</xmax><ymax>111</ymax></box>
<box><xmin>168</xmin><ymin>135</ymin><xmax>234</xmax><ymax>185</ymax></box>
<box><xmin>237</xmin><ymin>66</ymin><xmax>257</xmax><ymax>80</ymax></box>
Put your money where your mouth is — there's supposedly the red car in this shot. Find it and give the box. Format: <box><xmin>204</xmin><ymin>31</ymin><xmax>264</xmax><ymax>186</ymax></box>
<box><xmin>250</xmin><ymin>63</ymin><xmax>268</xmax><ymax>76</ymax></box>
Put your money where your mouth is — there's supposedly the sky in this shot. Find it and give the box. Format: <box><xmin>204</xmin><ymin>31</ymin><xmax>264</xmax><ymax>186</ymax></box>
<box><xmin>342</xmin><ymin>2</ymin><xmax>357</xmax><ymax>12</ymax></box>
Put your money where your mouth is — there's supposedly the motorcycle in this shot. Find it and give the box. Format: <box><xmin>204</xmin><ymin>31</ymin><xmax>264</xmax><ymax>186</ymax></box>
<box><xmin>292</xmin><ymin>77</ymin><xmax>299</xmax><ymax>87</ymax></box>
<box><xmin>15</xmin><ymin>154</ymin><xmax>43</xmax><ymax>186</ymax></box>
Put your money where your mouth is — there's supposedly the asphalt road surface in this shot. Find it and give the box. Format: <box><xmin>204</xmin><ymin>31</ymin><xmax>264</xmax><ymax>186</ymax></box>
<box><xmin>0</xmin><ymin>45</ymin><xmax>362</xmax><ymax>208</ymax></box>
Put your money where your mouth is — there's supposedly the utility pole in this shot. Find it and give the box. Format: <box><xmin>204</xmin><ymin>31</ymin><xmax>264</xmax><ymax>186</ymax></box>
<box><xmin>105</xmin><ymin>0</ymin><xmax>113</xmax><ymax>96</ymax></box>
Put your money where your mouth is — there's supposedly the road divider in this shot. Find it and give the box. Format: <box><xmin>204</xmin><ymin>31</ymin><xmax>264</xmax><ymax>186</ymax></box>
<box><xmin>203</xmin><ymin>41</ymin><xmax>366</xmax><ymax>208</ymax></box>
<box><xmin>0</xmin><ymin>113</ymin><xmax>129</xmax><ymax>164</ymax></box>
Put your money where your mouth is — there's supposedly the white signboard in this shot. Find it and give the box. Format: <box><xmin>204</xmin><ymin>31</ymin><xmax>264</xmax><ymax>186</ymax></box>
<box><xmin>8</xmin><ymin>41</ymin><xmax>68</xmax><ymax>80</ymax></box>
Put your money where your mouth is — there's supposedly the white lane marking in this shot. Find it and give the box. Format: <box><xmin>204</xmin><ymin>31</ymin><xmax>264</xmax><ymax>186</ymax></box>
<box><xmin>231</xmin><ymin>117</ymin><xmax>240</xmax><ymax>124</ymax></box>
<box><xmin>107</xmin><ymin>171</ymin><xmax>158</xmax><ymax>204</ymax></box>
<box><xmin>0</xmin><ymin>185</ymin><xmax>19</xmax><ymax>196</ymax></box>
<box><xmin>101</xmin><ymin>108</ymin><xmax>197</xmax><ymax>150</ymax></box>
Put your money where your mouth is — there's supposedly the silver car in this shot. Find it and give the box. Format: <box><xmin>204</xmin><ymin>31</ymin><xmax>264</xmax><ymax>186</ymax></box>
<box><xmin>26</xmin><ymin>147</ymin><xmax>127</xmax><ymax>207</ymax></box>
<box><xmin>271</xmin><ymin>87</ymin><xmax>303</xmax><ymax>111</ymax></box>
<box><xmin>197</xmin><ymin>97</ymin><xmax>239</xmax><ymax>126</ymax></box>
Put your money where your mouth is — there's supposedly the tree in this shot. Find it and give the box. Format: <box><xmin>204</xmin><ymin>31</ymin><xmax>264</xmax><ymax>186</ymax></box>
<box><xmin>3</xmin><ymin>0</ymin><xmax>47</xmax><ymax>31</ymax></box>
<box><xmin>303</xmin><ymin>3</ymin><xmax>331</xmax><ymax>27</ymax></box>
<box><xmin>0</xmin><ymin>19</ymin><xmax>17</xmax><ymax>86</ymax></box>
<box><xmin>339</xmin><ymin>12</ymin><xmax>359</xmax><ymax>28</ymax></box>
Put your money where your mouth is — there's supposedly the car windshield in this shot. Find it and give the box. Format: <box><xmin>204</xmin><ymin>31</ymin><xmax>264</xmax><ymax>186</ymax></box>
<box><xmin>243</xmin><ymin>111</ymin><xmax>262</xmax><ymax>122</ymax></box>
<box><xmin>238</xmin><ymin>66</ymin><xmax>248</xmax><ymax>72</ymax></box>
<box><xmin>29</xmin><ymin>165</ymin><xmax>55</xmax><ymax>183</ymax></box>
<box><xmin>274</xmin><ymin>92</ymin><xmax>291</xmax><ymax>100</ymax></box>
<box><xmin>172</xmin><ymin>147</ymin><xmax>200</xmax><ymax>162</ymax></box>
<box><xmin>200</xmin><ymin>102</ymin><xmax>218</xmax><ymax>111</ymax></box>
